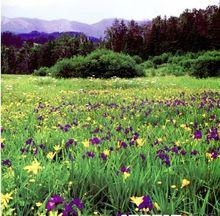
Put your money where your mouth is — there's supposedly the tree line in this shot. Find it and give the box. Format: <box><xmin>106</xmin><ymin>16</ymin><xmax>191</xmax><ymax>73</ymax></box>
<box><xmin>105</xmin><ymin>5</ymin><xmax>219</xmax><ymax>57</ymax></box>
<box><xmin>1</xmin><ymin>34</ymin><xmax>96</xmax><ymax>74</ymax></box>
<box><xmin>1</xmin><ymin>5</ymin><xmax>219</xmax><ymax>74</ymax></box>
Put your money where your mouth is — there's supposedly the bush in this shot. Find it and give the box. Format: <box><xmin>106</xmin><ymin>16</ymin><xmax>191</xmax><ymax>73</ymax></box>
<box><xmin>151</xmin><ymin>53</ymin><xmax>172</xmax><ymax>65</ymax></box>
<box><xmin>132</xmin><ymin>55</ymin><xmax>143</xmax><ymax>64</ymax></box>
<box><xmin>33</xmin><ymin>67</ymin><xmax>49</xmax><ymax>76</ymax></box>
<box><xmin>179</xmin><ymin>59</ymin><xmax>195</xmax><ymax>70</ymax></box>
<box><xmin>140</xmin><ymin>60</ymin><xmax>154</xmax><ymax>69</ymax></box>
<box><xmin>155</xmin><ymin>64</ymin><xmax>186</xmax><ymax>76</ymax></box>
<box><xmin>50</xmin><ymin>56</ymin><xmax>84</xmax><ymax>78</ymax></box>
<box><xmin>191</xmin><ymin>56</ymin><xmax>220</xmax><ymax>78</ymax></box>
<box><xmin>50</xmin><ymin>49</ymin><xmax>144</xmax><ymax>78</ymax></box>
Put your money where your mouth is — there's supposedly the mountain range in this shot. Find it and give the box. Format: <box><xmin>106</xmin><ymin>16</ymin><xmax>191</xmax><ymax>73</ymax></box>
<box><xmin>1</xmin><ymin>16</ymin><xmax>150</xmax><ymax>38</ymax></box>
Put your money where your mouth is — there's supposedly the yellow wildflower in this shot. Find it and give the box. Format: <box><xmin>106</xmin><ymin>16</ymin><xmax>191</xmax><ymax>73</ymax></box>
<box><xmin>82</xmin><ymin>140</ymin><xmax>90</xmax><ymax>148</ymax></box>
<box><xmin>206</xmin><ymin>153</ymin><xmax>212</xmax><ymax>160</ymax></box>
<box><xmin>157</xmin><ymin>181</ymin><xmax>162</xmax><ymax>185</ymax></box>
<box><xmin>136</xmin><ymin>138</ymin><xmax>144</xmax><ymax>147</ymax></box>
<box><xmin>185</xmin><ymin>127</ymin><xmax>191</xmax><ymax>132</ymax></box>
<box><xmin>23</xmin><ymin>159</ymin><xmax>42</xmax><ymax>175</ymax></box>
<box><xmin>1</xmin><ymin>192</ymin><xmax>13</xmax><ymax>209</ymax></box>
<box><xmin>130</xmin><ymin>196</ymin><xmax>143</xmax><ymax>206</ymax></box>
<box><xmin>181</xmin><ymin>179</ymin><xmax>190</xmax><ymax>188</ymax></box>
<box><xmin>123</xmin><ymin>172</ymin><xmax>130</xmax><ymax>179</ymax></box>
<box><xmin>158</xmin><ymin>138</ymin><xmax>162</xmax><ymax>142</ymax></box>
<box><xmin>171</xmin><ymin>185</ymin><xmax>177</xmax><ymax>189</ymax></box>
<box><xmin>87</xmin><ymin>117</ymin><xmax>91</xmax><ymax>121</ymax></box>
<box><xmin>154</xmin><ymin>202</ymin><xmax>160</xmax><ymax>211</ymax></box>
<box><xmin>36</xmin><ymin>202</ymin><xmax>43</xmax><ymax>207</ymax></box>
<box><xmin>175</xmin><ymin>141</ymin><xmax>180</xmax><ymax>146</ymax></box>
<box><xmin>53</xmin><ymin>145</ymin><xmax>61</xmax><ymax>152</ymax></box>
<box><xmin>180</xmin><ymin>124</ymin><xmax>186</xmax><ymax>128</ymax></box>
<box><xmin>0</xmin><ymin>137</ymin><xmax>5</xmax><ymax>143</ymax></box>
<box><xmin>47</xmin><ymin>152</ymin><xmax>56</xmax><ymax>160</ymax></box>
<box><xmin>103</xmin><ymin>149</ymin><xmax>110</xmax><ymax>156</ymax></box>
<box><xmin>49</xmin><ymin>211</ymin><xmax>63</xmax><ymax>216</ymax></box>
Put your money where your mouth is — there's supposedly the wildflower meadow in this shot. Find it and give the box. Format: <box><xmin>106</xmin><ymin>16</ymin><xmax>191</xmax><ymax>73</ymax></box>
<box><xmin>1</xmin><ymin>75</ymin><xmax>220</xmax><ymax>215</ymax></box>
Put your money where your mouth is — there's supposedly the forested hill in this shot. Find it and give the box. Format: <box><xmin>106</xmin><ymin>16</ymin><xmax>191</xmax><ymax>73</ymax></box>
<box><xmin>1</xmin><ymin>31</ymin><xmax>100</xmax><ymax>48</ymax></box>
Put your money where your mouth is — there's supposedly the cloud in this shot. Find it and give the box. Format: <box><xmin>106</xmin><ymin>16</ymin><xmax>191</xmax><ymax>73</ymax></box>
<box><xmin>2</xmin><ymin>0</ymin><xmax>54</xmax><ymax>7</ymax></box>
<box><xmin>2</xmin><ymin>0</ymin><xmax>219</xmax><ymax>23</ymax></box>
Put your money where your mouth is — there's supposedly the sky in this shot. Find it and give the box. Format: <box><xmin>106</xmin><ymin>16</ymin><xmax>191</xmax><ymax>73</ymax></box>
<box><xmin>2</xmin><ymin>0</ymin><xmax>219</xmax><ymax>24</ymax></box>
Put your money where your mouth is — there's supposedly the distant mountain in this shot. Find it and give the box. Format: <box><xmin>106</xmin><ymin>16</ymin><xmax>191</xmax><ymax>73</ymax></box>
<box><xmin>1</xmin><ymin>31</ymin><xmax>100</xmax><ymax>48</ymax></box>
<box><xmin>17</xmin><ymin>31</ymin><xmax>99</xmax><ymax>43</ymax></box>
<box><xmin>1</xmin><ymin>16</ymin><xmax>151</xmax><ymax>38</ymax></box>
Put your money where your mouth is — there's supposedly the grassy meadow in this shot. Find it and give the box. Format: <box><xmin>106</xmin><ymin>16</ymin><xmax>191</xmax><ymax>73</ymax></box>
<box><xmin>1</xmin><ymin>75</ymin><xmax>220</xmax><ymax>215</ymax></box>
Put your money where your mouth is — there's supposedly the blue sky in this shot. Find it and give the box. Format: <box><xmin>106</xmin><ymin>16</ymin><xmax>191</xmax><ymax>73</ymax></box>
<box><xmin>2</xmin><ymin>0</ymin><xmax>219</xmax><ymax>24</ymax></box>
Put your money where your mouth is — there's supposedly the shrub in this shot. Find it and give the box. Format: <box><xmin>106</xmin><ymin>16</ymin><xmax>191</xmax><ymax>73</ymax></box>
<box><xmin>140</xmin><ymin>60</ymin><xmax>154</xmax><ymax>69</ymax></box>
<box><xmin>179</xmin><ymin>59</ymin><xmax>195</xmax><ymax>70</ymax></box>
<box><xmin>191</xmin><ymin>56</ymin><xmax>220</xmax><ymax>78</ymax></box>
<box><xmin>50</xmin><ymin>56</ymin><xmax>84</xmax><ymax>78</ymax></box>
<box><xmin>50</xmin><ymin>49</ymin><xmax>144</xmax><ymax>78</ymax></box>
<box><xmin>156</xmin><ymin>64</ymin><xmax>186</xmax><ymax>76</ymax></box>
<box><xmin>33</xmin><ymin>67</ymin><xmax>49</xmax><ymax>76</ymax></box>
<box><xmin>151</xmin><ymin>53</ymin><xmax>172</xmax><ymax>65</ymax></box>
<box><xmin>132</xmin><ymin>55</ymin><xmax>143</xmax><ymax>64</ymax></box>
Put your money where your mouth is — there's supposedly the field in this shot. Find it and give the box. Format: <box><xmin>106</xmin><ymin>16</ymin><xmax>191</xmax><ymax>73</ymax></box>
<box><xmin>1</xmin><ymin>75</ymin><xmax>220</xmax><ymax>215</ymax></box>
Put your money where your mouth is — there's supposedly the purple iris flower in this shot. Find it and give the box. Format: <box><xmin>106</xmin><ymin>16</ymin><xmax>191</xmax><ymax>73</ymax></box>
<box><xmin>62</xmin><ymin>204</ymin><xmax>76</xmax><ymax>216</ymax></box>
<box><xmin>172</xmin><ymin>146</ymin><xmax>179</xmax><ymax>154</ymax></box>
<box><xmin>194</xmin><ymin>130</ymin><xmax>202</xmax><ymax>139</ymax></box>
<box><xmin>120</xmin><ymin>165</ymin><xmax>130</xmax><ymax>173</ymax></box>
<box><xmin>207</xmin><ymin>128</ymin><xmax>219</xmax><ymax>141</ymax></box>
<box><xmin>157</xmin><ymin>153</ymin><xmax>171</xmax><ymax>166</ymax></box>
<box><xmin>65</xmin><ymin>139</ymin><xmax>75</xmax><ymax>148</ymax></box>
<box><xmin>92</xmin><ymin>128</ymin><xmax>99</xmax><ymax>134</ymax></box>
<box><xmin>87</xmin><ymin>151</ymin><xmax>95</xmax><ymax>158</ymax></box>
<box><xmin>37</xmin><ymin>115</ymin><xmax>43</xmax><ymax>121</ymax></box>
<box><xmin>211</xmin><ymin>151</ymin><xmax>218</xmax><ymax>159</ymax></box>
<box><xmin>20</xmin><ymin>148</ymin><xmax>28</xmax><ymax>153</ymax></box>
<box><xmin>191</xmin><ymin>150</ymin><xmax>199</xmax><ymax>155</ymax></box>
<box><xmin>120</xmin><ymin>141</ymin><xmax>127</xmax><ymax>148</ymax></box>
<box><xmin>26</xmin><ymin>138</ymin><xmax>33</xmax><ymax>145</ymax></box>
<box><xmin>33</xmin><ymin>148</ymin><xmax>38</xmax><ymax>155</ymax></box>
<box><xmin>100</xmin><ymin>153</ymin><xmax>107</xmax><ymax>161</ymax></box>
<box><xmin>2</xmin><ymin>159</ymin><xmax>12</xmax><ymax>167</ymax></box>
<box><xmin>39</xmin><ymin>143</ymin><xmax>46</xmax><ymax>149</ymax></box>
<box><xmin>140</xmin><ymin>153</ymin><xmax>146</xmax><ymax>161</ymax></box>
<box><xmin>90</xmin><ymin>137</ymin><xmax>100</xmax><ymax>145</ymax></box>
<box><xmin>71</xmin><ymin>198</ymin><xmax>84</xmax><ymax>210</ymax></box>
<box><xmin>116</xmin><ymin>125</ymin><xmax>122</xmax><ymax>132</ymax></box>
<box><xmin>180</xmin><ymin>150</ymin><xmax>187</xmax><ymax>156</ymax></box>
<box><xmin>46</xmin><ymin>195</ymin><xmax>63</xmax><ymax>212</ymax></box>
<box><xmin>63</xmin><ymin>124</ymin><xmax>71</xmax><ymax>132</ymax></box>
<box><xmin>133</xmin><ymin>132</ymin><xmax>139</xmax><ymax>140</ymax></box>
<box><xmin>138</xmin><ymin>195</ymin><xmax>153</xmax><ymax>210</ymax></box>
<box><xmin>1</xmin><ymin>143</ymin><xmax>5</xmax><ymax>149</ymax></box>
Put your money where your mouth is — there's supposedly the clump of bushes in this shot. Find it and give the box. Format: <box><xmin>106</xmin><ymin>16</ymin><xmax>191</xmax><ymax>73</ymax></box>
<box><xmin>33</xmin><ymin>67</ymin><xmax>49</xmax><ymax>76</ymax></box>
<box><xmin>142</xmin><ymin>50</ymin><xmax>220</xmax><ymax>78</ymax></box>
<box><xmin>37</xmin><ymin>49</ymin><xmax>144</xmax><ymax>78</ymax></box>
<box><xmin>132</xmin><ymin>55</ymin><xmax>143</xmax><ymax>64</ymax></box>
<box><xmin>191</xmin><ymin>56</ymin><xmax>220</xmax><ymax>78</ymax></box>
<box><xmin>35</xmin><ymin>49</ymin><xmax>220</xmax><ymax>78</ymax></box>
<box><xmin>149</xmin><ymin>52</ymin><xmax>172</xmax><ymax>66</ymax></box>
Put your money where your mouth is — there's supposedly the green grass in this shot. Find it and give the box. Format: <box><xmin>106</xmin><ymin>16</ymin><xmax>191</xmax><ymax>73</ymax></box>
<box><xmin>1</xmin><ymin>75</ymin><xmax>220</xmax><ymax>215</ymax></box>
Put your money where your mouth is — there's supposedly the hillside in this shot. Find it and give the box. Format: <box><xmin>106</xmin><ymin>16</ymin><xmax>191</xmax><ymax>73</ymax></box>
<box><xmin>1</xmin><ymin>16</ymin><xmax>150</xmax><ymax>38</ymax></box>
